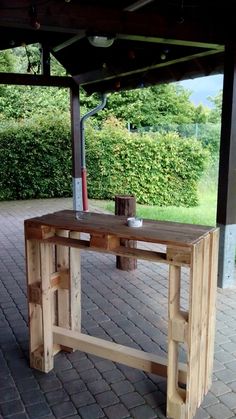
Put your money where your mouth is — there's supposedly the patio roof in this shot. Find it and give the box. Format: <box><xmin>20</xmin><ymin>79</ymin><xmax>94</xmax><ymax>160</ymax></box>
<box><xmin>0</xmin><ymin>0</ymin><xmax>231</xmax><ymax>93</ymax></box>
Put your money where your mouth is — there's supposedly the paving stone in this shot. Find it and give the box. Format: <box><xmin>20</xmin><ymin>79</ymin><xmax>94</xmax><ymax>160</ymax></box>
<box><xmin>134</xmin><ymin>379</ymin><xmax>157</xmax><ymax>395</ymax></box>
<box><xmin>120</xmin><ymin>392</ymin><xmax>145</xmax><ymax>409</ymax></box>
<box><xmin>130</xmin><ymin>404</ymin><xmax>157</xmax><ymax>419</ymax></box>
<box><xmin>206</xmin><ymin>402</ymin><xmax>234</xmax><ymax>419</ymax></box>
<box><xmin>144</xmin><ymin>391</ymin><xmax>166</xmax><ymax>408</ymax></box>
<box><xmin>225</xmin><ymin>360</ymin><xmax>236</xmax><ymax>372</ymax></box>
<box><xmin>57</xmin><ymin>369</ymin><xmax>80</xmax><ymax>382</ymax></box>
<box><xmin>201</xmin><ymin>392</ymin><xmax>219</xmax><ymax>408</ymax></box>
<box><xmin>51</xmin><ymin>401</ymin><xmax>77</xmax><ymax>418</ymax></box>
<box><xmin>26</xmin><ymin>402</ymin><xmax>52</xmax><ymax>418</ymax></box>
<box><xmin>194</xmin><ymin>407</ymin><xmax>210</xmax><ymax>419</ymax></box>
<box><xmin>79</xmin><ymin>403</ymin><xmax>105</xmax><ymax>419</ymax></box>
<box><xmin>16</xmin><ymin>377</ymin><xmax>39</xmax><ymax>393</ymax></box>
<box><xmin>228</xmin><ymin>381</ymin><xmax>236</xmax><ymax>392</ymax></box>
<box><xmin>219</xmin><ymin>392</ymin><xmax>236</xmax><ymax>409</ymax></box>
<box><xmin>54</xmin><ymin>356</ymin><xmax>72</xmax><ymax>371</ymax></box>
<box><xmin>95</xmin><ymin>390</ymin><xmax>119</xmax><ymax>408</ymax></box>
<box><xmin>71</xmin><ymin>391</ymin><xmax>95</xmax><ymax>408</ymax></box>
<box><xmin>104</xmin><ymin>403</ymin><xmax>130</xmax><ymax>419</ymax></box>
<box><xmin>63</xmin><ymin>379</ymin><xmax>87</xmax><ymax>395</ymax></box>
<box><xmin>21</xmin><ymin>389</ymin><xmax>45</xmax><ymax>405</ymax></box>
<box><xmin>39</xmin><ymin>378</ymin><xmax>62</xmax><ymax>392</ymax></box>
<box><xmin>73</xmin><ymin>358</ymin><xmax>94</xmax><ymax>372</ymax></box>
<box><xmin>111</xmin><ymin>380</ymin><xmax>134</xmax><ymax>396</ymax></box>
<box><xmin>214</xmin><ymin>350</ymin><xmax>235</xmax><ymax>363</ymax></box>
<box><xmin>102</xmin><ymin>368</ymin><xmax>125</xmax><ymax>384</ymax></box>
<box><xmin>210</xmin><ymin>380</ymin><xmax>231</xmax><ymax>396</ymax></box>
<box><xmin>4</xmin><ymin>414</ymin><xmax>29</xmax><ymax>419</ymax></box>
<box><xmin>87</xmin><ymin>379</ymin><xmax>110</xmax><ymax>395</ymax></box>
<box><xmin>0</xmin><ymin>386</ymin><xmax>19</xmax><ymax>403</ymax></box>
<box><xmin>0</xmin><ymin>399</ymin><xmax>25</xmax><ymax>417</ymax></box>
<box><xmin>94</xmin><ymin>360</ymin><xmax>116</xmax><ymax>373</ymax></box>
<box><xmin>214</xmin><ymin>368</ymin><xmax>236</xmax><ymax>383</ymax></box>
<box><xmin>79</xmin><ymin>369</ymin><xmax>102</xmax><ymax>384</ymax></box>
<box><xmin>45</xmin><ymin>389</ymin><xmax>69</xmax><ymax>405</ymax></box>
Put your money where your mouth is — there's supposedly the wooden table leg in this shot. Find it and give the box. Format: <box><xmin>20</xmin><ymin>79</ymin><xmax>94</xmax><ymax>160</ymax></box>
<box><xmin>167</xmin><ymin>264</ymin><xmax>186</xmax><ymax>419</ymax></box>
<box><xmin>26</xmin><ymin>239</ymin><xmax>54</xmax><ymax>372</ymax></box>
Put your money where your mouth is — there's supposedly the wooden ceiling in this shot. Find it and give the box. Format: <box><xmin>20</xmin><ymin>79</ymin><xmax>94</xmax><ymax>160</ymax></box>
<box><xmin>0</xmin><ymin>0</ymin><xmax>233</xmax><ymax>92</ymax></box>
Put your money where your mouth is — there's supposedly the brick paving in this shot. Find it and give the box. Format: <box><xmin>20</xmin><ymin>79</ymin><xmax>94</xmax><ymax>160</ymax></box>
<box><xmin>0</xmin><ymin>198</ymin><xmax>236</xmax><ymax>419</ymax></box>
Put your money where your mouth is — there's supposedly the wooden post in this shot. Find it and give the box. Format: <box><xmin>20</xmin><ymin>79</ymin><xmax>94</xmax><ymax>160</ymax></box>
<box><xmin>217</xmin><ymin>43</ymin><xmax>236</xmax><ymax>288</ymax></box>
<box><xmin>115</xmin><ymin>195</ymin><xmax>137</xmax><ymax>271</ymax></box>
<box><xmin>70</xmin><ymin>85</ymin><xmax>83</xmax><ymax>211</ymax></box>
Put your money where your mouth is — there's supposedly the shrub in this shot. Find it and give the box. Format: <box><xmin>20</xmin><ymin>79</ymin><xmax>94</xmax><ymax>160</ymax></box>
<box><xmin>0</xmin><ymin>113</ymin><xmax>72</xmax><ymax>200</ymax></box>
<box><xmin>0</xmin><ymin>116</ymin><xmax>208</xmax><ymax>206</ymax></box>
<box><xmin>86</xmin><ymin>118</ymin><xmax>208</xmax><ymax>206</ymax></box>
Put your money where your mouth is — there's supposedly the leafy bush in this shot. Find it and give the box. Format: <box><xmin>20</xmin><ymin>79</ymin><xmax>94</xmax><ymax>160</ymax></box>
<box><xmin>86</xmin><ymin>118</ymin><xmax>208</xmax><ymax>206</ymax></box>
<box><xmin>0</xmin><ymin>114</ymin><xmax>72</xmax><ymax>200</ymax></box>
<box><xmin>0</xmin><ymin>116</ymin><xmax>207</xmax><ymax>206</ymax></box>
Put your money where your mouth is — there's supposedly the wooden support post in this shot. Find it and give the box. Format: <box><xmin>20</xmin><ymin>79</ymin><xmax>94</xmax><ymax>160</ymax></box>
<box><xmin>56</xmin><ymin>230</ymin><xmax>70</xmax><ymax>329</ymax></box>
<box><xmin>69</xmin><ymin>231</ymin><xmax>81</xmax><ymax>332</ymax></box>
<box><xmin>167</xmin><ymin>264</ymin><xmax>186</xmax><ymax>419</ymax></box>
<box><xmin>41</xmin><ymin>44</ymin><xmax>50</xmax><ymax>76</ymax></box>
<box><xmin>217</xmin><ymin>43</ymin><xmax>236</xmax><ymax>288</ymax></box>
<box><xmin>40</xmin><ymin>242</ymin><xmax>54</xmax><ymax>372</ymax></box>
<box><xmin>70</xmin><ymin>85</ymin><xmax>83</xmax><ymax>211</ymax></box>
<box><xmin>115</xmin><ymin>195</ymin><xmax>137</xmax><ymax>271</ymax></box>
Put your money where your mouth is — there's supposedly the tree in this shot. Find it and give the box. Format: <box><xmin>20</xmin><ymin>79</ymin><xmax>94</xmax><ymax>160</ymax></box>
<box><xmin>208</xmin><ymin>90</ymin><xmax>222</xmax><ymax>123</ymax></box>
<box><xmin>98</xmin><ymin>83</ymin><xmax>195</xmax><ymax>128</ymax></box>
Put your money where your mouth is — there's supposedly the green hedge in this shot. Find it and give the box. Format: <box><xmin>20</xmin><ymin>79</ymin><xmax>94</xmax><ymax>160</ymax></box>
<box><xmin>0</xmin><ymin>114</ymin><xmax>72</xmax><ymax>200</ymax></box>
<box><xmin>0</xmin><ymin>116</ymin><xmax>208</xmax><ymax>205</ymax></box>
<box><xmin>86</xmin><ymin>119</ymin><xmax>208</xmax><ymax>206</ymax></box>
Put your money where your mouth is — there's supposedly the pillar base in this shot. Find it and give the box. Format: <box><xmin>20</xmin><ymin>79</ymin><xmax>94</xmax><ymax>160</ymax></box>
<box><xmin>218</xmin><ymin>224</ymin><xmax>236</xmax><ymax>288</ymax></box>
<box><xmin>72</xmin><ymin>177</ymin><xmax>83</xmax><ymax>211</ymax></box>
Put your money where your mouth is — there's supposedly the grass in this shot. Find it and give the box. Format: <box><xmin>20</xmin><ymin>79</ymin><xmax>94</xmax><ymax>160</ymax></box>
<box><xmin>90</xmin><ymin>181</ymin><xmax>217</xmax><ymax>227</ymax></box>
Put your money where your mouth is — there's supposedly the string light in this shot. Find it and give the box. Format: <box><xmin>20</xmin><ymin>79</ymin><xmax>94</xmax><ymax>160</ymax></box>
<box><xmin>29</xmin><ymin>4</ymin><xmax>41</xmax><ymax>30</ymax></box>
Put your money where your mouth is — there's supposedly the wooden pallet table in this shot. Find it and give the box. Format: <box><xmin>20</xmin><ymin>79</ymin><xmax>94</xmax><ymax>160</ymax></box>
<box><xmin>24</xmin><ymin>210</ymin><xmax>219</xmax><ymax>419</ymax></box>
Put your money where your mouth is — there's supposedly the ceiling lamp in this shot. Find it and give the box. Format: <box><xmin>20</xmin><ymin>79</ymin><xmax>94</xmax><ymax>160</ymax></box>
<box><xmin>124</xmin><ymin>0</ymin><xmax>154</xmax><ymax>12</ymax></box>
<box><xmin>88</xmin><ymin>36</ymin><xmax>115</xmax><ymax>48</ymax></box>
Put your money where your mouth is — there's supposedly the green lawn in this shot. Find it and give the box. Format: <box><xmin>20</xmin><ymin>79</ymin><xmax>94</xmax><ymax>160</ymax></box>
<box><xmin>90</xmin><ymin>184</ymin><xmax>217</xmax><ymax>227</ymax></box>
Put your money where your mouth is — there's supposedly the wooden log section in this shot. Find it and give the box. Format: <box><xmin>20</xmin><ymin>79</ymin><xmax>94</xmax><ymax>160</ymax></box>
<box><xmin>115</xmin><ymin>195</ymin><xmax>137</xmax><ymax>271</ymax></box>
<box><xmin>53</xmin><ymin>325</ymin><xmax>187</xmax><ymax>384</ymax></box>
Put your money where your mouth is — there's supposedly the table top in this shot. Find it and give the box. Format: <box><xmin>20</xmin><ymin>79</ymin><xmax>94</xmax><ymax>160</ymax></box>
<box><xmin>25</xmin><ymin>210</ymin><xmax>216</xmax><ymax>248</ymax></box>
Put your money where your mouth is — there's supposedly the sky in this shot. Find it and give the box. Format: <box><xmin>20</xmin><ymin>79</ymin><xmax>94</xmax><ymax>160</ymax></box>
<box><xmin>180</xmin><ymin>74</ymin><xmax>223</xmax><ymax>108</ymax></box>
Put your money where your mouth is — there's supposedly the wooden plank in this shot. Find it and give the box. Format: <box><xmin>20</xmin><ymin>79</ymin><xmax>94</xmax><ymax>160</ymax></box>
<box><xmin>26</xmin><ymin>210</ymin><xmax>215</xmax><ymax>248</ymax></box>
<box><xmin>69</xmin><ymin>231</ymin><xmax>81</xmax><ymax>332</ymax></box>
<box><xmin>205</xmin><ymin>229</ymin><xmax>219</xmax><ymax>392</ymax></box>
<box><xmin>53</xmin><ymin>326</ymin><xmax>187</xmax><ymax>382</ymax></box>
<box><xmin>186</xmin><ymin>240</ymin><xmax>204</xmax><ymax>418</ymax></box>
<box><xmin>167</xmin><ymin>246</ymin><xmax>191</xmax><ymax>265</ymax></box>
<box><xmin>90</xmin><ymin>233</ymin><xmax>120</xmax><ymax>250</ymax></box>
<box><xmin>44</xmin><ymin>235</ymin><xmax>191</xmax><ymax>267</ymax></box>
<box><xmin>40</xmin><ymin>242</ymin><xmax>54</xmax><ymax>372</ymax></box>
<box><xmin>24</xmin><ymin>221</ymin><xmax>55</xmax><ymax>240</ymax></box>
<box><xmin>25</xmin><ymin>239</ymin><xmax>43</xmax><ymax>368</ymax></box>
<box><xmin>198</xmin><ymin>235</ymin><xmax>210</xmax><ymax>403</ymax></box>
<box><xmin>56</xmin><ymin>230</ymin><xmax>70</xmax><ymax>329</ymax></box>
<box><xmin>167</xmin><ymin>265</ymin><xmax>186</xmax><ymax>419</ymax></box>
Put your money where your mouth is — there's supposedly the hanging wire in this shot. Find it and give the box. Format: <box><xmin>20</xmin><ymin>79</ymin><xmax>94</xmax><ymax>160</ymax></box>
<box><xmin>24</xmin><ymin>45</ymin><xmax>41</xmax><ymax>75</ymax></box>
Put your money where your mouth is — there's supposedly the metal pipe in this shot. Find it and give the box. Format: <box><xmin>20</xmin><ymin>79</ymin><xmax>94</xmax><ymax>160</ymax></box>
<box><xmin>80</xmin><ymin>94</ymin><xmax>107</xmax><ymax>211</ymax></box>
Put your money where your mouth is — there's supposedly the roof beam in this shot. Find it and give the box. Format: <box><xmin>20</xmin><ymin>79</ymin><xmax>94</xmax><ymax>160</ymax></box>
<box><xmin>0</xmin><ymin>1</ymin><xmax>226</xmax><ymax>48</ymax></box>
<box><xmin>0</xmin><ymin>72</ymin><xmax>74</xmax><ymax>87</ymax></box>
<box><xmin>83</xmin><ymin>53</ymin><xmax>224</xmax><ymax>94</ymax></box>
<box><xmin>74</xmin><ymin>48</ymin><xmax>223</xmax><ymax>86</ymax></box>
<box><xmin>53</xmin><ymin>32</ymin><xmax>86</xmax><ymax>52</ymax></box>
